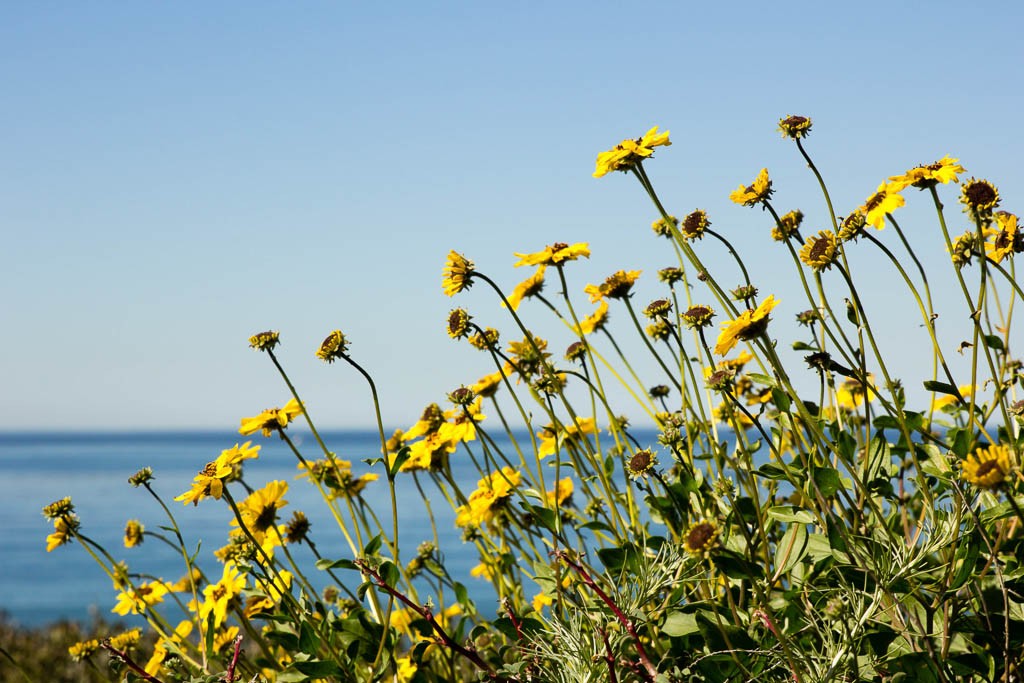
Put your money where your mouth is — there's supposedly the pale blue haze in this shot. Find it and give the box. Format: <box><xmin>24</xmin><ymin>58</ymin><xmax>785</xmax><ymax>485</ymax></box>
<box><xmin>3</xmin><ymin>2</ymin><xmax>1022</xmax><ymax>431</ymax></box>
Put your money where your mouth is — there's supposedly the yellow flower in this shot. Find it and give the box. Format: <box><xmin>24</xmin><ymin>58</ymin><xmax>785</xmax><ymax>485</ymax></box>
<box><xmin>232</xmin><ymin>480</ymin><xmax>289</xmax><ymax>545</ymax></box>
<box><xmin>199</xmin><ymin>562</ymin><xmax>246</xmax><ymax>628</ymax></box>
<box><xmin>729</xmin><ymin>168</ymin><xmax>772</xmax><ymax>206</ymax></box>
<box><xmin>45</xmin><ymin>515</ymin><xmax>78</xmax><ymax>552</ymax></box>
<box><xmin>513</xmin><ymin>242</ymin><xmax>590</xmax><ymax>267</ymax></box>
<box><xmin>598</xmin><ymin>269</ymin><xmax>641</xmax><ymax>300</ymax></box>
<box><xmin>244</xmin><ymin>569</ymin><xmax>292</xmax><ymax>617</ymax></box>
<box><xmin>593</xmin><ymin>125</ymin><xmax>671</xmax><ymax>178</ymax></box>
<box><xmin>777</xmin><ymin>114</ymin><xmax>812</xmax><ymax>140</ymax></box>
<box><xmin>239</xmin><ymin>398</ymin><xmax>303</xmax><ymax>437</ymax></box>
<box><xmin>532</xmin><ymin>592</ymin><xmax>553</xmax><ymax>612</ymax></box>
<box><xmin>454</xmin><ymin>467</ymin><xmax>521</xmax><ymax>528</ymax></box>
<box><xmin>68</xmin><ymin>639</ymin><xmax>101</xmax><ymax>661</ymax></box>
<box><xmin>401</xmin><ymin>432</ymin><xmax>456</xmax><ymax>472</ymax></box>
<box><xmin>175</xmin><ymin>460</ymin><xmax>233</xmax><ymax>506</ymax></box>
<box><xmin>860</xmin><ymin>182</ymin><xmax>905</xmax><ymax>229</ymax></box>
<box><xmin>316</xmin><ymin>329</ymin><xmax>350</xmax><ymax>362</ymax></box>
<box><xmin>144</xmin><ymin>620</ymin><xmax>193</xmax><ymax>676</ymax></box>
<box><xmin>395</xmin><ymin>655</ymin><xmax>418</xmax><ymax>682</ymax></box>
<box><xmin>506</xmin><ymin>265</ymin><xmax>546</xmax><ymax>311</ymax></box>
<box><xmin>42</xmin><ymin>497</ymin><xmax>75</xmax><ymax>520</ymax></box>
<box><xmin>442</xmin><ymin>250</ymin><xmax>475</xmax><ymax>296</ymax></box>
<box><xmin>108</xmin><ymin>627</ymin><xmax>141</xmax><ymax>651</ymax></box>
<box><xmin>680</xmin><ymin>209</ymin><xmax>710</xmax><ymax>240</ymax></box>
<box><xmin>537</xmin><ymin>417</ymin><xmax>597</xmax><ymax>457</ymax></box>
<box><xmin>771</xmin><ymin>209</ymin><xmax>803</xmax><ymax>242</ymax></box>
<box><xmin>798</xmin><ymin>230</ymin><xmax>839</xmax><ymax>272</ymax></box>
<box><xmin>438</xmin><ymin>397</ymin><xmax>486</xmax><ymax>444</ymax></box>
<box><xmin>836</xmin><ymin>374</ymin><xmax>876</xmax><ymax>411</ymax></box>
<box><xmin>681</xmin><ymin>305</ymin><xmax>714</xmax><ymax>329</ymax></box>
<box><xmin>470</xmin><ymin>563</ymin><xmax>495</xmax><ymax>580</ymax></box>
<box><xmin>651</xmin><ymin>215</ymin><xmax>678</xmax><ymax>238</ymax></box>
<box><xmin>123</xmin><ymin>519</ymin><xmax>144</xmax><ymax>548</ymax></box>
<box><xmin>404</xmin><ymin>403</ymin><xmax>445</xmax><ymax>440</ymax></box>
<box><xmin>112</xmin><ymin>580</ymin><xmax>170</xmax><ymax>616</ymax></box>
<box><xmin>986</xmin><ymin>211</ymin><xmax>1020</xmax><ymax>263</ymax></box>
<box><xmin>248</xmin><ymin>330</ymin><xmax>280</xmax><ymax>352</ymax></box>
<box><xmin>213</xmin><ymin>626</ymin><xmax>240</xmax><ymax>654</ymax></box>
<box><xmin>471</xmin><ymin>371</ymin><xmax>504</xmax><ymax>398</ymax></box>
<box><xmin>961</xmin><ymin>444</ymin><xmax>1012</xmax><ymax>490</ymax></box>
<box><xmin>218</xmin><ymin>441</ymin><xmax>261</xmax><ymax>467</ymax></box>
<box><xmin>625</xmin><ymin>449</ymin><xmax>657</xmax><ymax>478</ymax></box>
<box><xmin>931</xmin><ymin>384</ymin><xmax>973</xmax><ymax>412</ymax></box>
<box><xmin>546</xmin><ymin>477</ymin><xmax>574</xmax><ymax>506</ymax></box>
<box><xmin>468</xmin><ymin>326</ymin><xmax>499</xmax><ymax>350</ymax></box>
<box><xmin>683</xmin><ymin>520</ymin><xmax>719</xmax><ymax>557</ymax></box>
<box><xmin>447</xmin><ymin>308</ymin><xmax>471</xmax><ymax>339</ymax></box>
<box><xmin>714</xmin><ymin>296</ymin><xmax>780</xmax><ymax>355</ymax></box>
<box><xmin>888</xmin><ymin>155</ymin><xmax>965</xmax><ymax>191</ymax></box>
<box><xmin>575</xmin><ymin>300</ymin><xmax>610</xmax><ymax>335</ymax></box>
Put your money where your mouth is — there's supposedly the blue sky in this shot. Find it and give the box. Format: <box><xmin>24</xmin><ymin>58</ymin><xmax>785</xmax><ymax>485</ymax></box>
<box><xmin>4</xmin><ymin>2</ymin><xmax>1022</xmax><ymax>430</ymax></box>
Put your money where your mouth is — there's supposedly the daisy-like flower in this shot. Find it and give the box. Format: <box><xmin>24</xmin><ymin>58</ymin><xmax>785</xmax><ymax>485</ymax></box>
<box><xmin>588</xmin><ymin>269</ymin><xmax>642</xmax><ymax>301</ymax></box>
<box><xmin>714</xmin><ymin>296</ymin><xmax>780</xmax><ymax>355</ymax></box>
<box><xmin>930</xmin><ymin>384</ymin><xmax>973</xmax><ymax>412</ymax></box>
<box><xmin>949</xmin><ymin>230</ymin><xmax>979</xmax><ymax>268</ymax></box>
<box><xmin>442</xmin><ymin>250</ymin><xmax>475</xmax><ymax>296</ymax></box>
<box><xmin>658</xmin><ymin>267</ymin><xmax>685</xmax><ymax>285</ymax></box>
<box><xmin>239</xmin><ymin>398</ymin><xmax>303</xmax><ymax>437</ymax></box>
<box><xmin>625</xmin><ymin>448</ymin><xmax>657</xmax><ymax>478</ymax></box>
<box><xmin>593</xmin><ymin>126</ymin><xmax>671</xmax><ymax>178</ymax></box>
<box><xmin>643</xmin><ymin>299</ymin><xmax>672</xmax><ymax>319</ymax></box>
<box><xmin>513</xmin><ymin>242</ymin><xmax>590</xmax><ymax>267</ymax></box>
<box><xmin>123</xmin><ymin>519</ymin><xmax>144</xmax><ymax>548</ymax></box>
<box><xmin>838</xmin><ymin>213</ymin><xmax>867</xmax><ymax>242</ymax></box>
<box><xmin>248</xmin><ymin>330</ymin><xmax>280</xmax><ymax>352</ymax></box>
<box><xmin>961</xmin><ymin>443</ymin><xmax>1012</xmax><ymax>490</ymax></box>
<box><xmin>859</xmin><ymin>183</ymin><xmax>905</xmax><ymax>229</ymax></box>
<box><xmin>889</xmin><ymin>155</ymin><xmax>965</xmax><ymax>191</ymax></box>
<box><xmin>506</xmin><ymin>265</ymin><xmax>546</xmax><ymax>311</ymax></box>
<box><xmin>468</xmin><ymin>326</ymin><xmax>499</xmax><ymax>350</ymax></box>
<box><xmin>771</xmin><ymin>209</ymin><xmax>803</xmax><ymax>242</ymax></box>
<box><xmin>316</xmin><ymin>330</ymin><xmax>349</xmax><ymax>362</ymax></box>
<box><xmin>683</xmin><ymin>520</ymin><xmax>719</xmax><ymax>557</ymax></box>
<box><xmin>986</xmin><ymin>211</ymin><xmax>1020</xmax><ymax>263</ymax></box>
<box><xmin>42</xmin><ymin>497</ymin><xmax>74</xmax><ymax>520</ymax></box>
<box><xmin>470</xmin><ymin>371</ymin><xmax>503</xmax><ymax>398</ymax></box>
<box><xmin>729</xmin><ymin>168</ymin><xmax>773</xmax><ymax>207</ymax></box>
<box><xmin>45</xmin><ymin>515</ymin><xmax>79</xmax><ymax>552</ymax></box>
<box><xmin>112</xmin><ymin>580</ymin><xmax>170</xmax><ymax>616</ymax></box>
<box><xmin>651</xmin><ymin>215</ymin><xmax>678</xmax><ymax>238</ymax></box>
<box><xmin>447</xmin><ymin>308</ymin><xmax>471</xmax><ymax>339</ymax></box>
<box><xmin>454</xmin><ymin>467</ymin><xmax>522</xmax><ymax>528</ymax></box>
<box><xmin>68</xmin><ymin>639</ymin><xmax>101</xmax><ymax>661</ymax></box>
<box><xmin>960</xmin><ymin>178</ymin><xmax>1000</xmax><ymax>219</ymax></box>
<box><xmin>564</xmin><ymin>341</ymin><xmax>588</xmax><ymax>363</ymax></box>
<box><xmin>546</xmin><ymin>477</ymin><xmax>574</xmax><ymax>507</ymax></box>
<box><xmin>777</xmin><ymin>114</ymin><xmax>812</xmax><ymax>140</ymax></box>
<box><xmin>284</xmin><ymin>511</ymin><xmax>311</xmax><ymax>544</ymax></box>
<box><xmin>128</xmin><ymin>467</ymin><xmax>154</xmax><ymax>487</ymax></box>
<box><xmin>681</xmin><ymin>305</ymin><xmax>715</xmax><ymax>329</ymax></box>
<box><xmin>798</xmin><ymin>230</ymin><xmax>839</xmax><ymax>272</ymax></box>
<box><xmin>174</xmin><ymin>444</ymin><xmax>258</xmax><ymax>506</ymax></box>
<box><xmin>537</xmin><ymin>417</ymin><xmax>597</xmax><ymax>458</ymax></box>
<box><xmin>233</xmin><ymin>480</ymin><xmax>289</xmax><ymax>545</ymax></box>
<box><xmin>836</xmin><ymin>374</ymin><xmax>876</xmax><ymax>411</ymax></box>
<box><xmin>109</xmin><ymin>628</ymin><xmax>141</xmax><ymax>651</ymax></box>
<box><xmin>198</xmin><ymin>562</ymin><xmax>246</xmax><ymax>629</ymax></box>
<box><xmin>575</xmin><ymin>300</ymin><xmax>609</xmax><ymax>335</ymax></box>
<box><xmin>681</xmin><ymin>209</ymin><xmax>710</xmax><ymax>240</ymax></box>
<box><xmin>646</xmin><ymin>321</ymin><xmax>672</xmax><ymax>341</ymax></box>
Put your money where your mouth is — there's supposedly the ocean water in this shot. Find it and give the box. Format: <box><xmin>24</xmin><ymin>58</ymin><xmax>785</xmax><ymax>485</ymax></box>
<box><xmin>0</xmin><ymin>430</ymin><xmax>494</xmax><ymax>627</ymax></box>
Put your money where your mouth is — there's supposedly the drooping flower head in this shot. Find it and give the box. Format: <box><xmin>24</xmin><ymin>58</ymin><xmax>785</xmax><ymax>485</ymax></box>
<box><xmin>506</xmin><ymin>265</ymin><xmax>546</xmax><ymax>311</ymax></box>
<box><xmin>575</xmin><ymin>300</ymin><xmax>609</xmax><ymax>336</ymax></box>
<box><xmin>777</xmin><ymin>114</ymin><xmax>812</xmax><ymax>140</ymax></box>
<box><xmin>447</xmin><ymin>308</ymin><xmax>471</xmax><ymax>339</ymax></box>
<box><xmin>771</xmin><ymin>209</ymin><xmax>804</xmax><ymax>242</ymax></box>
<box><xmin>625</xmin><ymin>448</ymin><xmax>657</xmax><ymax>478</ymax></box>
<box><xmin>960</xmin><ymin>178</ymin><xmax>1000</xmax><ymax>220</ymax></box>
<box><xmin>798</xmin><ymin>230</ymin><xmax>839</xmax><ymax>272</ymax></box>
<box><xmin>513</xmin><ymin>242</ymin><xmax>590</xmax><ymax>267</ymax></box>
<box><xmin>681</xmin><ymin>305</ymin><xmax>715</xmax><ymax>329</ymax></box>
<box><xmin>316</xmin><ymin>330</ymin><xmax>349</xmax><ymax>362</ymax></box>
<box><xmin>593</xmin><ymin>126</ymin><xmax>671</xmax><ymax>178</ymax></box>
<box><xmin>657</xmin><ymin>267</ymin><xmax>685</xmax><ymax>286</ymax></box>
<box><xmin>987</xmin><ymin>211</ymin><xmax>1022</xmax><ymax>263</ymax></box>
<box><xmin>468</xmin><ymin>326</ymin><xmax>499</xmax><ymax>351</ymax></box>
<box><xmin>643</xmin><ymin>299</ymin><xmax>672</xmax><ymax>319</ymax></box>
<box><xmin>651</xmin><ymin>215</ymin><xmax>679</xmax><ymax>238</ymax></box>
<box><xmin>442</xmin><ymin>250</ymin><xmax>475</xmax><ymax>296</ymax></box>
<box><xmin>729</xmin><ymin>168</ymin><xmax>773</xmax><ymax>207</ymax></box>
<box><xmin>838</xmin><ymin>213</ymin><xmax>867</xmax><ymax>242</ymax></box>
<box><xmin>587</xmin><ymin>269</ymin><xmax>641</xmax><ymax>301</ymax></box>
<box><xmin>961</xmin><ymin>444</ymin><xmax>1012</xmax><ymax>490</ymax></box>
<box><xmin>714</xmin><ymin>295</ymin><xmax>780</xmax><ymax>355</ymax></box>
<box><xmin>124</xmin><ymin>519</ymin><xmax>145</xmax><ymax>548</ymax></box>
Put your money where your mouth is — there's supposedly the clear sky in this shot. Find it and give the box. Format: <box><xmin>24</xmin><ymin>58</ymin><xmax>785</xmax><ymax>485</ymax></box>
<box><xmin>4</xmin><ymin>2</ymin><xmax>1022</xmax><ymax>430</ymax></box>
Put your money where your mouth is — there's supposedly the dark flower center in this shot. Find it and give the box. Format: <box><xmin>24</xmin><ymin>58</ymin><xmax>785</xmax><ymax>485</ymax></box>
<box><xmin>965</xmin><ymin>182</ymin><xmax>996</xmax><ymax>207</ymax></box>
<box><xmin>686</xmin><ymin>522</ymin><xmax>715</xmax><ymax>550</ymax></box>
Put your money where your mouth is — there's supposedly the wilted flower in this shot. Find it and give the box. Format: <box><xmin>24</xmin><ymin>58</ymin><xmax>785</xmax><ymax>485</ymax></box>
<box><xmin>128</xmin><ymin>467</ymin><xmax>154</xmax><ymax>487</ymax></box>
<box><xmin>248</xmin><ymin>330</ymin><xmax>280</xmax><ymax>352</ymax></box>
<box><xmin>447</xmin><ymin>308</ymin><xmax>471</xmax><ymax>339</ymax></box>
<box><xmin>646</xmin><ymin>321</ymin><xmax>672</xmax><ymax>341</ymax></box>
<box><xmin>658</xmin><ymin>267</ymin><xmax>685</xmax><ymax>285</ymax></box>
<box><xmin>468</xmin><ymin>326</ymin><xmax>499</xmax><ymax>350</ymax></box>
<box><xmin>681</xmin><ymin>210</ymin><xmax>710</xmax><ymax>240</ymax></box>
<box><xmin>651</xmin><ymin>215</ymin><xmax>679</xmax><ymax>238</ymax></box>
<box><xmin>838</xmin><ymin>213</ymin><xmax>867</xmax><ymax>242</ymax></box>
<box><xmin>643</xmin><ymin>299</ymin><xmax>672</xmax><ymax>319</ymax></box>
<box><xmin>771</xmin><ymin>209</ymin><xmax>803</xmax><ymax>242</ymax></box>
<box><xmin>564</xmin><ymin>341</ymin><xmax>588</xmax><ymax>363</ymax></box>
<box><xmin>681</xmin><ymin>305</ymin><xmax>715</xmax><ymax>329</ymax></box>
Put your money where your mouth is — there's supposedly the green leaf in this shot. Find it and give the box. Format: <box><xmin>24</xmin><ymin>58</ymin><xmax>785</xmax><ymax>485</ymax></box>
<box><xmin>746</xmin><ymin>373</ymin><xmax>777</xmax><ymax>388</ymax></box>
<box><xmin>298</xmin><ymin>621</ymin><xmax>317</xmax><ymax>655</ymax></box>
<box><xmin>982</xmin><ymin>334</ymin><xmax>1005</xmax><ymax>352</ymax></box>
<box><xmin>387</xmin><ymin>446</ymin><xmax>411</xmax><ymax>476</ymax></box>
<box><xmin>756</xmin><ymin>462</ymin><xmax>790</xmax><ymax>480</ymax></box>
<box><xmin>292</xmin><ymin>660</ymin><xmax>344</xmax><ymax>677</ymax></box>
<box><xmin>773</xmin><ymin>523</ymin><xmax>809</xmax><ymax>579</ymax></box>
<box><xmin>923</xmin><ymin>380</ymin><xmax>958</xmax><ymax>396</ymax></box>
<box><xmin>948</xmin><ymin>532</ymin><xmax>981</xmax><ymax>592</ymax></box>
<box><xmin>811</xmin><ymin>466</ymin><xmax>843</xmax><ymax>497</ymax></box>
<box><xmin>771</xmin><ymin>387</ymin><xmax>791</xmax><ymax>412</ymax></box>
<box><xmin>767</xmin><ymin>505</ymin><xmax>815</xmax><ymax>524</ymax></box>
<box><xmin>791</xmin><ymin>340</ymin><xmax>817</xmax><ymax>351</ymax></box>
<box><xmin>315</xmin><ymin>558</ymin><xmax>357</xmax><ymax>571</ymax></box>
<box><xmin>661</xmin><ymin>610</ymin><xmax>700</xmax><ymax>637</ymax></box>
<box><xmin>363</xmin><ymin>534</ymin><xmax>383</xmax><ymax>556</ymax></box>
<box><xmin>378</xmin><ymin>560</ymin><xmax>400</xmax><ymax>588</ymax></box>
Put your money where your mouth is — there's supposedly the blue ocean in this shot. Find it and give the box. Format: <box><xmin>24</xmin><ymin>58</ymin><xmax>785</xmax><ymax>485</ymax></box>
<box><xmin>0</xmin><ymin>430</ymin><xmax>498</xmax><ymax>627</ymax></box>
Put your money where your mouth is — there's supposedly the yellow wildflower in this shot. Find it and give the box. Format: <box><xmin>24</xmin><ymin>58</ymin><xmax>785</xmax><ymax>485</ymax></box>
<box><xmin>777</xmin><ymin>114</ymin><xmax>812</xmax><ymax>140</ymax></box>
<box><xmin>316</xmin><ymin>329</ymin><xmax>349</xmax><ymax>362</ymax></box>
<box><xmin>931</xmin><ymin>384</ymin><xmax>973</xmax><ymax>412</ymax></box>
<box><xmin>987</xmin><ymin>211</ymin><xmax>1020</xmax><ymax>263</ymax></box>
<box><xmin>199</xmin><ymin>562</ymin><xmax>246</xmax><ymax>628</ymax></box>
<box><xmin>962</xmin><ymin>444</ymin><xmax>1012</xmax><ymax>490</ymax></box>
<box><xmin>506</xmin><ymin>265</ymin><xmax>546</xmax><ymax>311</ymax></box>
<box><xmin>836</xmin><ymin>374</ymin><xmax>876</xmax><ymax>411</ymax></box>
<box><xmin>960</xmin><ymin>178</ymin><xmax>1000</xmax><ymax>219</ymax></box>
<box><xmin>798</xmin><ymin>230</ymin><xmax>839</xmax><ymax>272</ymax></box>
<box><xmin>729</xmin><ymin>168</ymin><xmax>772</xmax><ymax>206</ymax></box>
<box><xmin>239</xmin><ymin>398</ymin><xmax>303</xmax><ymax>437</ymax></box>
<box><xmin>593</xmin><ymin>125</ymin><xmax>671</xmax><ymax>178</ymax></box>
<box><xmin>888</xmin><ymin>155</ymin><xmax>965</xmax><ymax>191</ymax></box>
<box><xmin>45</xmin><ymin>515</ymin><xmax>78</xmax><ymax>552</ymax></box>
<box><xmin>442</xmin><ymin>250</ymin><xmax>475</xmax><ymax>296</ymax></box>
<box><xmin>513</xmin><ymin>242</ymin><xmax>590</xmax><ymax>267</ymax></box>
<box><xmin>860</xmin><ymin>182</ymin><xmax>905</xmax><ymax>229</ymax></box>
<box><xmin>471</xmin><ymin>371</ymin><xmax>504</xmax><ymax>398</ymax></box>
<box><xmin>683</xmin><ymin>520</ymin><xmax>719</xmax><ymax>557</ymax></box>
<box><xmin>575</xmin><ymin>300</ymin><xmax>610</xmax><ymax>335</ymax></box>
<box><xmin>123</xmin><ymin>519</ymin><xmax>144</xmax><ymax>548</ymax></box>
<box><xmin>546</xmin><ymin>477</ymin><xmax>574</xmax><ymax>507</ymax></box>
<box><xmin>112</xmin><ymin>580</ymin><xmax>169</xmax><ymax>616</ymax></box>
<box><xmin>232</xmin><ymin>480</ymin><xmax>289</xmax><ymax>545</ymax></box>
<box><xmin>714</xmin><ymin>296</ymin><xmax>780</xmax><ymax>355</ymax></box>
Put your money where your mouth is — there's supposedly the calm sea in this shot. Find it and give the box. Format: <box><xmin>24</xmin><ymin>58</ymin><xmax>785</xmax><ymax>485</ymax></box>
<box><xmin>0</xmin><ymin>430</ymin><xmax>497</xmax><ymax>627</ymax></box>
